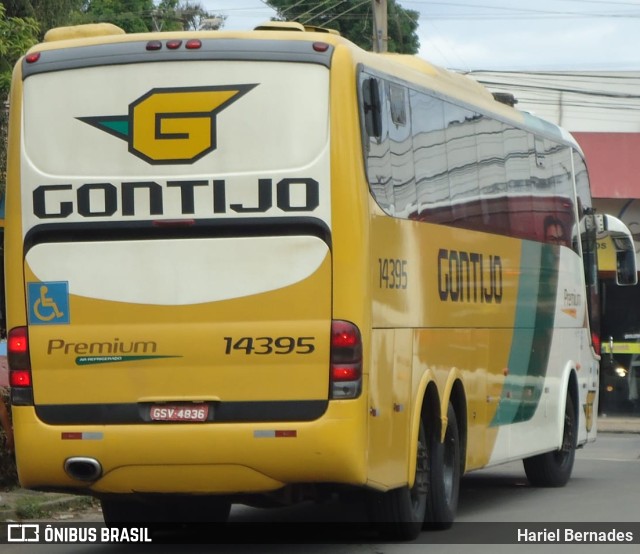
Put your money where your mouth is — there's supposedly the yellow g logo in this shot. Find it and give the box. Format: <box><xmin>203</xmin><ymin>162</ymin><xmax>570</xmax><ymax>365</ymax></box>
<box><xmin>78</xmin><ymin>84</ymin><xmax>257</xmax><ymax>164</ymax></box>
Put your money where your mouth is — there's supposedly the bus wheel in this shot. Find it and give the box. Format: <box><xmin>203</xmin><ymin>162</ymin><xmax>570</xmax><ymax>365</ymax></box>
<box><xmin>367</xmin><ymin>419</ymin><xmax>428</xmax><ymax>541</ymax></box>
<box><xmin>523</xmin><ymin>393</ymin><xmax>577</xmax><ymax>487</ymax></box>
<box><xmin>424</xmin><ymin>402</ymin><xmax>460</xmax><ymax>529</ymax></box>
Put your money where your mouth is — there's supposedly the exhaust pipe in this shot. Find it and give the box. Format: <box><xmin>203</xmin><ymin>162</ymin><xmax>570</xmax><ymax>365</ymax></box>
<box><xmin>64</xmin><ymin>457</ymin><xmax>102</xmax><ymax>482</ymax></box>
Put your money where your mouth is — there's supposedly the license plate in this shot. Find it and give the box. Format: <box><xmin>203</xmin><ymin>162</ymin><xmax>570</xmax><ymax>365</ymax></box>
<box><xmin>150</xmin><ymin>404</ymin><xmax>209</xmax><ymax>422</ymax></box>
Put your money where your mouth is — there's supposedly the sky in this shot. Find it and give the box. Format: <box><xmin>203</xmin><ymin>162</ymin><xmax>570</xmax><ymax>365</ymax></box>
<box><xmin>198</xmin><ymin>0</ymin><xmax>640</xmax><ymax>71</ymax></box>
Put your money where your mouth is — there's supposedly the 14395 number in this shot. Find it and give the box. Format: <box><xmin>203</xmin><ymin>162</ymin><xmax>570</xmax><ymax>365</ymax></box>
<box><xmin>378</xmin><ymin>258</ymin><xmax>408</xmax><ymax>289</ymax></box>
<box><xmin>224</xmin><ymin>336</ymin><xmax>315</xmax><ymax>355</ymax></box>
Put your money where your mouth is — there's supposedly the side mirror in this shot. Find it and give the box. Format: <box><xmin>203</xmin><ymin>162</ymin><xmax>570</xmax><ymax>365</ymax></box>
<box><xmin>596</xmin><ymin>214</ymin><xmax>638</xmax><ymax>286</ymax></box>
<box><xmin>363</xmin><ymin>77</ymin><xmax>382</xmax><ymax>140</ymax></box>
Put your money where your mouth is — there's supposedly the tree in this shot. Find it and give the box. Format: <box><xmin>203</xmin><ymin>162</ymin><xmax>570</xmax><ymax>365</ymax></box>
<box><xmin>1</xmin><ymin>0</ymin><xmax>83</xmax><ymax>36</ymax></box>
<box><xmin>76</xmin><ymin>0</ymin><xmax>155</xmax><ymax>33</ymax></box>
<box><xmin>0</xmin><ymin>4</ymin><xmax>39</xmax><ymax>101</ymax></box>
<box><xmin>2</xmin><ymin>1</ymin><xmax>225</xmax><ymax>36</ymax></box>
<box><xmin>265</xmin><ymin>0</ymin><xmax>419</xmax><ymax>54</ymax></box>
<box><xmin>152</xmin><ymin>0</ymin><xmax>211</xmax><ymax>31</ymax></box>
<box><xmin>71</xmin><ymin>0</ymin><xmax>211</xmax><ymax>33</ymax></box>
<box><xmin>0</xmin><ymin>4</ymin><xmax>39</xmax><ymax>199</ymax></box>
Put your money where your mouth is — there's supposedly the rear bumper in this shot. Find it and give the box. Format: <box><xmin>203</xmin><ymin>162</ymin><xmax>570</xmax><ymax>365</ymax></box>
<box><xmin>13</xmin><ymin>400</ymin><xmax>368</xmax><ymax>495</ymax></box>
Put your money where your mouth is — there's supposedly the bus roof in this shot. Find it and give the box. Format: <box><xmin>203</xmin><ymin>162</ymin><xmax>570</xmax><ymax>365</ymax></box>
<box><xmin>27</xmin><ymin>21</ymin><xmax>580</xmax><ymax>152</ymax></box>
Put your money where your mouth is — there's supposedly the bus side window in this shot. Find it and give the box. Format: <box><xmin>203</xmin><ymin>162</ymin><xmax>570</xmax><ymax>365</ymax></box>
<box><xmin>361</xmin><ymin>75</ymin><xmax>393</xmax><ymax>214</ymax></box>
<box><xmin>444</xmin><ymin>103</ymin><xmax>479</xmax><ymax>226</ymax></box>
<box><xmin>388</xmin><ymin>83</ymin><xmax>415</xmax><ymax>217</ymax></box>
<box><xmin>411</xmin><ymin>91</ymin><xmax>447</xmax><ymax>224</ymax></box>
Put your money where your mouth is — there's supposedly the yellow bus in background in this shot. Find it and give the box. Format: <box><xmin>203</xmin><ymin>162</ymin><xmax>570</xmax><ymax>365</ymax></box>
<box><xmin>4</xmin><ymin>22</ymin><xmax>637</xmax><ymax>539</ymax></box>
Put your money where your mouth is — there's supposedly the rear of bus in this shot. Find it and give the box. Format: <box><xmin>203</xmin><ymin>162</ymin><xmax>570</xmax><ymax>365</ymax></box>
<box><xmin>5</xmin><ymin>27</ymin><xmax>369</xmax><ymax>508</ymax></box>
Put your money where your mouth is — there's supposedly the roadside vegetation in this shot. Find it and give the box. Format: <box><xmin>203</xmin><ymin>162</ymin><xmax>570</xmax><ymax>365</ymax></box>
<box><xmin>0</xmin><ymin>387</ymin><xmax>17</xmax><ymax>489</ymax></box>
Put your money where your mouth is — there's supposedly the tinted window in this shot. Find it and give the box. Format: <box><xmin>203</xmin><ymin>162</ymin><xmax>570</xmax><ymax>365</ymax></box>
<box><xmin>388</xmin><ymin>83</ymin><xmax>415</xmax><ymax>217</ymax></box>
<box><xmin>411</xmin><ymin>90</ymin><xmax>448</xmax><ymax>222</ymax></box>
<box><xmin>362</xmin><ymin>75</ymin><xmax>393</xmax><ymax>213</ymax></box>
<box><xmin>504</xmin><ymin>127</ymin><xmax>532</xmax><ymax>240</ymax></box>
<box><xmin>444</xmin><ymin>103</ymin><xmax>479</xmax><ymax>226</ymax></box>
<box><xmin>359</xmin><ymin>69</ymin><xmax>580</xmax><ymax>248</ymax></box>
<box><xmin>476</xmin><ymin>116</ymin><xmax>508</xmax><ymax>234</ymax></box>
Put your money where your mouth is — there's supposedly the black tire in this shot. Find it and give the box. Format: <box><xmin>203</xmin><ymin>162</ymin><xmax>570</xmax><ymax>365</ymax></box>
<box><xmin>523</xmin><ymin>393</ymin><xmax>577</xmax><ymax>487</ymax></box>
<box><xmin>367</xmin><ymin>419</ymin><xmax>428</xmax><ymax>541</ymax></box>
<box><xmin>424</xmin><ymin>402</ymin><xmax>461</xmax><ymax>530</ymax></box>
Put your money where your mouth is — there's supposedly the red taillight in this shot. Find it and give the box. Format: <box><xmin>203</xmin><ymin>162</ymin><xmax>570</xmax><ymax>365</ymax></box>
<box><xmin>8</xmin><ymin>327</ymin><xmax>28</xmax><ymax>355</ymax></box>
<box><xmin>592</xmin><ymin>332</ymin><xmax>601</xmax><ymax>355</ymax></box>
<box><xmin>330</xmin><ymin>320</ymin><xmax>362</xmax><ymax>399</ymax></box>
<box><xmin>331</xmin><ymin>365</ymin><xmax>361</xmax><ymax>382</ymax></box>
<box><xmin>10</xmin><ymin>370</ymin><xmax>31</xmax><ymax>388</ymax></box>
<box><xmin>8</xmin><ymin>326</ymin><xmax>33</xmax><ymax>399</ymax></box>
<box><xmin>332</xmin><ymin>323</ymin><xmax>359</xmax><ymax>349</ymax></box>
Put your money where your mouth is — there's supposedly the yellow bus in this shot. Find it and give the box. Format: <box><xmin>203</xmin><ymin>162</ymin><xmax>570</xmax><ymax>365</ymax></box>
<box><xmin>4</xmin><ymin>21</ymin><xmax>637</xmax><ymax>539</ymax></box>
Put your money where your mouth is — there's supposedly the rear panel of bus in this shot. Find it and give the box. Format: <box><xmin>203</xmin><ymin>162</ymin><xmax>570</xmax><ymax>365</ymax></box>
<box><xmin>7</xmin><ymin>35</ymin><xmax>369</xmax><ymax>493</ymax></box>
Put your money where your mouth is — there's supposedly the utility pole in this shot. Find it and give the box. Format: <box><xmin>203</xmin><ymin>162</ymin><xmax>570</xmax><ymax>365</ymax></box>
<box><xmin>372</xmin><ymin>0</ymin><xmax>388</xmax><ymax>53</ymax></box>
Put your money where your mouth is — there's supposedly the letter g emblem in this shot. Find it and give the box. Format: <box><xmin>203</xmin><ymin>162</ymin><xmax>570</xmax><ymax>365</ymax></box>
<box><xmin>78</xmin><ymin>84</ymin><xmax>257</xmax><ymax>165</ymax></box>
<box><xmin>130</xmin><ymin>85</ymin><xmax>256</xmax><ymax>164</ymax></box>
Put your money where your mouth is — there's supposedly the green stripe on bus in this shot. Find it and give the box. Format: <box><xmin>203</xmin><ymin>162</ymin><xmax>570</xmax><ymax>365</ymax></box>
<box><xmin>492</xmin><ymin>242</ymin><xmax>559</xmax><ymax>426</ymax></box>
<box><xmin>75</xmin><ymin>355</ymin><xmax>180</xmax><ymax>365</ymax></box>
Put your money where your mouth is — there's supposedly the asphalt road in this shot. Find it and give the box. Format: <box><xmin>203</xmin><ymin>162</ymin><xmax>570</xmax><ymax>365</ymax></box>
<box><xmin>2</xmin><ymin>432</ymin><xmax>639</xmax><ymax>553</ymax></box>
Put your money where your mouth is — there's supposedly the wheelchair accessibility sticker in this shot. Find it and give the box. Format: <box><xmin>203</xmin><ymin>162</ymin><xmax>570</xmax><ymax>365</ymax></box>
<box><xmin>27</xmin><ymin>282</ymin><xmax>70</xmax><ymax>325</ymax></box>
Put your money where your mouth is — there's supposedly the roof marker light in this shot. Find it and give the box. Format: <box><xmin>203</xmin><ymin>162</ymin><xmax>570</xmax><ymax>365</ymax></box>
<box><xmin>146</xmin><ymin>40</ymin><xmax>162</xmax><ymax>51</ymax></box>
<box><xmin>25</xmin><ymin>52</ymin><xmax>41</xmax><ymax>63</ymax></box>
<box><xmin>185</xmin><ymin>39</ymin><xmax>202</xmax><ymax>50</ymax></box>
<box><xmin>313</xmin><ymin>42</ymin><xmax>330</xmax><ymax>52</ymax></box>
<box><xmin>166</xmin><ymin>39</ymin><xmax>182</xmax><ymax>50</ymax></box>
